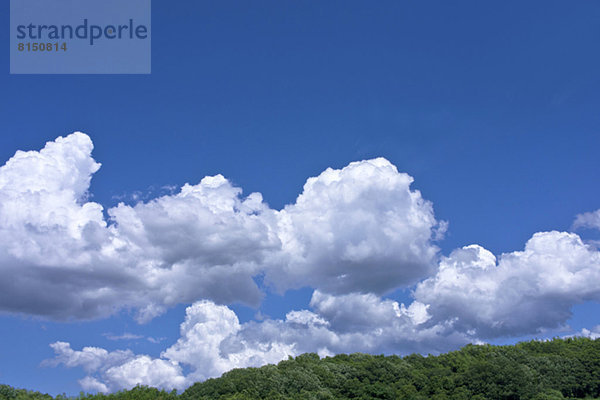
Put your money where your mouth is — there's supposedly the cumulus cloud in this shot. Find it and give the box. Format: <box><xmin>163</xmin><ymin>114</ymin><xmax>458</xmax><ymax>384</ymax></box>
<box><xmin>0</xmin><ymin>133</ymin><xmax>278</xmax><ymax>320</ymax></box>
<box><xmin>47</xmin><ymin>301</ymin><xmax>296</xmax><ymax>391</ymax></box>
<box><xmin>162</xmin><ymin>301</ymin><xmax>295</xmax><ymax>383</ymax></box>
<box><xmin>46</xmin><ymin>230</ymin><xmax>600</xmax><ymax>392</ymax></box>
<box><xmin>267</xmin><ymin>158</ymin><xmax>443</xmax><ymax>295</ymax></box>
<box><xmin>47</xmin><ymin>298</ymin><xmax>472</xmax><ymax>392</ymax></box>
<box><xmin>576</xmin><ymin>326</ymin><xmax>600</xmax><ymax>339</ymax></box>
<box><xmin>79</xmin><ymin>377</ymin><xmax>109</xmax><ymax>393</ymax></box>
<box><xmin>562</xmin><ymin>325</ymin><xmax>600</xmax><ymax>340</ymax></box>
<box><xmin>8</xmin><ymin>132</ymin><xmax>600</xmax><ymax>393</ymax></box>
<box><xmin>309</xmin><ymin>290</ymin><xmax>429</xmax><ymax>333</ymax></box>
<box><xmin>0</xmin><ymin>133</ymin><xmax>124</xmax><ymax>319</ymax></box>
<box><xmin>106</xmin><ymin>175</ymin><xmax>278</xmax><ymax>321</ymax></box>
<box><xmin>573</xmin><ymin>210</ymin><xmax>600</xmax><ymax>231</ymax></box>
<box><xmin>48</xmin><ymin>342</ymin><xmax>186</xmax><ymax>392</ymax></box>
<box><xmin>101</xmin><ymin>356</ymin><xmax>186</xmax><ymax>391</ymax></box>
<box><xmin>413</xmin><ymin>231</ymin><xmax>600</xmax><ymax>338</ymax></box>
<box><xmin>43</xmin><ymin>342</ymin><xmax>134</xmax><ymax>373</ymax></box>
<box><xmin>0</xmin><ymin>133</ymin><xmax>443</xmax><ymax>321</ymax></box>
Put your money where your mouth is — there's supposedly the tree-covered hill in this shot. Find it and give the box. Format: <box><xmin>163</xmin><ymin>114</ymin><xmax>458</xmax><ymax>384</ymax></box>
<box><xmin>182</xmin><ymin>337</ymin><xmax>600</xmax><ymax>400</ymax></box>
<box><xmin>3</xmin><ymin>338</ymin><xmax>600</xmax><ymax>400</ymax></box>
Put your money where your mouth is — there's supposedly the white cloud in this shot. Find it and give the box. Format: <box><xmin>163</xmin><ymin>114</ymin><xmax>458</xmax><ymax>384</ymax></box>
<box><xmin>413</xmin><ymin>231</ymin><xmax>600</xmax><ymax>338</ymax></box>
<box><xmin>79</xmin><ymin>377</ymin><xmax>109</xmax><ymax>393</ymax></box>
<box><xmin>106</xmin><ymin>175</ymin><xmax>279</xmax><ymax>321</ymax></box>
<box><xmin>266</xmin><ymin>157</ymin><xmax>443</xmax><ymax>295</ymax></box>
<box><xmin>0</xmin><ymin>133</ymin><xmax>125</xmax><ymax>319</ymax></box>
<box><xmin>8</xmin><ymin>132</ymin><xmax>600</xmax><ymax>393</ymax></box>
<box><xmin>48</xmin><ymin>342</ymin><xmax>186</xmax><ymax>392</ymax></box>
<box><xmin>573</xmin><ymin>209</ymin><xmax>600</xmax><ymax>231</ymax></box>
<box><xmin>103</xmin><ymin>333</ymin><xmax>144</xmax><ymax>341</ymax></box>
<box><xmin>44</xmin><ymin>342</ymin><xmax>134</xmax><ymax>373</ymax></box>
<box><xmin>309</xmin><ymin>290</ymin><xmax>430</xmax><ymax>333</ymax></box>
<box><xmin>162</xmin><ymin>301</ymin><xmax>295</xmax><ymax>383</ymax></box>
<box><xmin>0</xmin><ymin>133</ymin><xmax>444</xmax><ymax>321</ymax></box>
<box><xmin>49</xmin><ymin>228</ymin><xmax>600</xmax><ymax>394</ymax></box>
<box><xmin>562</xmin><ymin>325</ymin><xmax>600</xmax><ymax>340</ymax></box>
<box><xmin>0</xmin><ymin>133</ymin><xmax>277</xmax><ymax>321</ymax></box>
<box><xmin>102</xmin><ymin>356</ymin><xmax>186</xmax><ymax>391</ymax></box>
<box><xmin>47</xmin><ymin>301</ymin><xmax>296</xmax><ymax>391</ymax></box>
<box><xmin>47</xmin><ymin>298</ymin><xmax>473</xmax><ymax>392</ymax></box>
<box><xmin>577</xmin><ymin>326</ymin><xmax>600</xmax><ymax>339</ymax></box>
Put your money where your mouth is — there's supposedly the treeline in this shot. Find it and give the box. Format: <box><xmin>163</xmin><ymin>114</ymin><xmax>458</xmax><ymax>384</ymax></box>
<box><xmin>0</xmin><ymin>386</ymin><xmax>177</xmax><ymax>400</ymax></box>
<box><xmin>3</xmin><ymin>337</ymin><xmax>600</xmax><ymax>400</ymax></box>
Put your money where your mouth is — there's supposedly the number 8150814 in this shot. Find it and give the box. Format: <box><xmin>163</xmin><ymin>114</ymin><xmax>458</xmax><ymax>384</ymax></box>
<box><xmin>17</xmin><ymin>42</ymin><xmax>67</xmax><ymax>51</ymax></box>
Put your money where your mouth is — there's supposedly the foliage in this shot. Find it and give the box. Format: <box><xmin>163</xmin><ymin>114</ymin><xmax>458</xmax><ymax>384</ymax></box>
<box><xmin>182</xmin><ymin>338</ymin><xmax>600</xmax><ymax>400</ymax></box>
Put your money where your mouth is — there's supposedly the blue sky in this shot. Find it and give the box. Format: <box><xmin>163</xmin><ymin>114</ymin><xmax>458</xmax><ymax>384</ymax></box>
<box><xmin>1</xmin><ymin>0</ymin><xmax>600</xmax><ymax>395</ymax></box>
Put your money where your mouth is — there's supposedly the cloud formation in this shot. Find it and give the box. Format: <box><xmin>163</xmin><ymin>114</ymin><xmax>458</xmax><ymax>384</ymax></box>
<box><xmin>50</xmin><ymin>235</ymin><xmax>600</xmax><ymax>392</ymax></box>
<box><xmin>267</xmin><ymin>158</ymin><xmax>443</xmax><ymax>295</ymax></box>
<box><xmin>573</xmin><ymin>209</ymin><xmax>600</xmax><ymax>231</ymax></box>
<box><xmin>47</xmin><ymin>298</ymin><xmax>472</xmax><ymax>392</ymax></box>
<box><xmin>0</xmin><ymin>133</ymin><xmax>442</xmax><ymax>321</ymax></box>
<box><xmin>578</xmin><ymin>326</ymin><xmax>600</xmax><ymax>339</ymax></box>
<box><xmin>413</xmin><ymin>232</ymin><xmax>600</xmax><ymax>338</ymax></box>
<box><xmin>47</xmin><ymin>342</ymin><xmax>185</xmax><ymax>392</ymax></box>
<box><xmin>0</xmin><ymin>133</ymin><xmax>121</xmax><ymax>319</ymax></box>
<box><xmin>5</xmin><ymin>132</ymin><xmax>600</xmax><ymax>392</ymax></box>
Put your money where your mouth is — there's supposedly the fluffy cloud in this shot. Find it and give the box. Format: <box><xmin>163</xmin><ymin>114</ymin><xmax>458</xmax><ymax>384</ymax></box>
<box><xmin>44</xmin><ymin>342</ymin><xmax>135</xmax><ymax>373</ymax></box>
<box><xmin>106</xmin><ymin>175</ymin><xmax>278</xmax><ymax>321</ymax></box>
<box><xmin>101</xmin><ymin>356</ymin><xmax>186</xmax><ymax>391</ymax></box>
<box><xmin>267</xmin><ymin>158</ymin><xmax>443</xmax><ymax>295</ymax></box>
<box><xmin>0</xmin><ymin>133</ymin><xmax>124</xmax><ymax>319</ymax></box>
<box><xmin>563</xmin><ymin>326</ymin><xmax>600</xmax><ymax>340</ymax></box>
<box><xmin>0</xmin><ymin>133</ymin><xmax>279</xmax><ymax>320</ymax></box>
<box><xmin>47</xmin><ymin>342</ymin><xmax>186</xmax><ymax>392</ymax></box>
<box><xmin>48</xmin><ymin>298</ymin><xmax>471</xmax><ymax>392</ymax></box>
<box><xmin>47</xmin><ymin>228</ymin><xmax>600</xmax><ymax>392</ymax></box>
<box><xmin>309</xmin><ymin>290</ymin><xmax>429</xmax><ymax>333</ymax></box>
<box><xmin>48</xmin><ymin>301</ymin><xmax>295</xmax><ymax>391</ymax></box>
<box><xmin>78</xmin><ymin>377</ymin><xmax>109</xmax><ymax>393</ymax></box>
<box><xmin>577</xmin><ymin>326</ymin><xmax>600</xmax><ymax>339</ymax></box>
<box><xmin>162</xmin><ymin>301</ymin><xmax>295</xmax><ymax>383</ymax></box>
<box><xmin>413</xmin><ymin>231</ymin><xmax>600</xmax><ymax>338</ymax></box>
<box><xmin>573</xmin><ymin>209</ymin><xmax>600</xmax><ymax>231</ymax></box>
<box><xmin>0</xmin><ymin>133</ymin><xmax>443</xmax><ymax>321</ymax></box>
<box><xmin>8</xmin><ymin>132</ymin><xmax>600</xmax><ymax>393</ymax></box>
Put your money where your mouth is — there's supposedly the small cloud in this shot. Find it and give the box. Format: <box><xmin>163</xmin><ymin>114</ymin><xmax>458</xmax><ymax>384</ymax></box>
<box><xmin>572</xmin><ymin>210</ymin><xmax>600</xmax><ymax>231</ymax></box>
<box><xmin>103</xmin><ymin>333</ymin><xmax>144</xmax><ymax>341</ymax></box>
<box><xmin>160</xmin><ymin>185</ymin><xmax>178</xmax><ymax>195</ymax></box>
<box><xmin>562</xmin><ymin>326</ymin><xmax>600</xmax><ymax>340</ymax></box>
<box><xmin>147</xmin><ymin>337</ymin><xmax>166</xmax><ymax>344</ymax></box>
<box><xmin>111</xmin><ymin>191</ymin><xmax>143</xmax><ymax>203</ymax></box>
<box><xmin>112</xmin><ymin>185</ymin><xmax>179</xmax><ymax>205</ymax></box>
